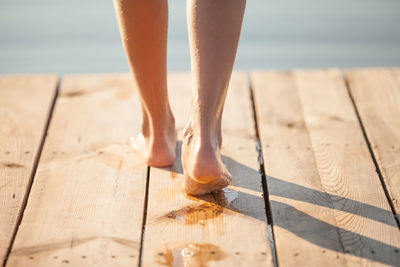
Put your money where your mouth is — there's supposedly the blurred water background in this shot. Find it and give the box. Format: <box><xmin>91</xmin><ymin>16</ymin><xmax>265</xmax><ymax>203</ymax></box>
<box><xmin>1</xmin><ymin>0</ymin><xmax>399</xmax><ymax>74</ymax></box>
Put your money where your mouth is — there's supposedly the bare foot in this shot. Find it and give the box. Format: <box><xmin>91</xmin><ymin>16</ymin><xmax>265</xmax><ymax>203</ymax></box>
<box><xmin>129</xmin><ymin>113</ymin><xmax>177</xmax><ymax>167</ymax></box>
<box><xmin>181</xmin><ymin>119</ymin><xmax>232</xmax><ymax>195</ymax></box>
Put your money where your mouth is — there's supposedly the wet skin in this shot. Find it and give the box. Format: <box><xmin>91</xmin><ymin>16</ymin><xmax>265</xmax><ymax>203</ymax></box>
<box><xmin>113</xmin><ymin>0</ymin><xmax>246</xmax><ymax>195</ymax></box>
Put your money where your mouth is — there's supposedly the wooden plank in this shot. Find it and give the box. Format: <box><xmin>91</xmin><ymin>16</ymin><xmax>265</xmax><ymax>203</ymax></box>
<box><xmin>252</xmin><ymin>71</ymin><xmax>346</xmax><ymax>266</ymax></box>
<box><xmin>253</xmin><ymin>70</ymin><xmax>400</xmax><ymax>266</ymax></box>
<box><xmin>142</xmin><ymin>72</ymin><xmax>273</xmax><ymax>266</ymax></box>
<box><xmin>346</xmin><ymin>68</ymin><xmax>400</xmax><ymax>220</ymax></box>
<box><xmin>295</xmin><ymin>69</ymin><xmax>400</xmax><ymax>266</ymax></box>
<box><xmin>6</xmin><ymin>74</ymin><xmax>148</xmax><ymax>266</ymax></box>
<box><xmin>0</xmin><ymin>75</ymin><xmax>58</xmax><ymax>263</ymax></box>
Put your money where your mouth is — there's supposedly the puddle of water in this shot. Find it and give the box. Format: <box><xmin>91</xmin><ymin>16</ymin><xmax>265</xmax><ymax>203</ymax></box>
<box><xmin>156</xmin><ymin>243</ymin><xmax>226</xmax><ymax>267</ymax></box>
<box><xmin>158</xmin><ymin>187</ymin><xmax>240</xmax><ymax>225</ymax></box>
<box><xmin>170</xmin><ymin>171</ymin><xmax>178</xmax><ymax>179</ymax></box>
<box><xmin>214</xmin><ymin>188</ymin><xmax>239</xmax><ymax>206</ymax></box>
<box><xmin>165</xmin><ymin>202</ymin><xmax>224</xmax><ymax>225</ymax></box>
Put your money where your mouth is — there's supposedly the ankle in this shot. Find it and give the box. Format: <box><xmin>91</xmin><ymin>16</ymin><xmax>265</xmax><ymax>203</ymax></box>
<box><xmin>141</xmin><ymin>109</ymin><xmax>175</xmax><ymax>138</ymax></box>
<box><xmin>183</xmin><ymin>117</ymin><xmax>221</xmax><ymax>149</ymax></box>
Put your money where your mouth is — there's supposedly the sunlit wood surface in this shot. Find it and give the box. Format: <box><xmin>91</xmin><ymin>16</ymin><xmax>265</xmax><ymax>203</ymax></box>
<box><xmin>1</xmin><ymin>69</ymin><xmax>399</xmax><ymax>266</ymax></box>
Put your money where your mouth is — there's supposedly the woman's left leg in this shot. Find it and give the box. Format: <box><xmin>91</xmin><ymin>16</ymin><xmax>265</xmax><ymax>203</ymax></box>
<box><xmin>182</xmin><ymin>0</ymin><xmax>246</xmax><ymax>195</ymax></box>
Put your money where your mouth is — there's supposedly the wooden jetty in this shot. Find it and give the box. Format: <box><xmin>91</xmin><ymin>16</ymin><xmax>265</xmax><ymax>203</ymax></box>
<box><xmin>1</xmin><ymin>68</ymin><xmax>399</xmax><ymax>266</ymax></box>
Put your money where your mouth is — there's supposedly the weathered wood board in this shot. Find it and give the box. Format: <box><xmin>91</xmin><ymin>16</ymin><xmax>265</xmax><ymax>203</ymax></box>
<box><xmin>0</xmin><ymin>75</ymin><xmax>58</xmax><ymax>263</ymax></box>
<box><xmin>3</xmin><ymin>69</ymin><xmax>400</xmax><ymax>267</ymax></box>
<box><xmin>252</xmin><ymin>71</ymin><xmax>346</xmax><ymax>266</ymax></box>
<box><xmin>6</xmin><ymin>74</ymin><xmax>147</xmax><ymax>267</ymax></box>
<box><xmin>346</xmin><ymin>68</ymin><xmax>400</xmax><ymax>220</ymax></box>
<box><xmin>141</xmin><ymin>72</ymin><xmax>273</xmax><ymax>266</ymax></box>
<box><xmin>252</xmin><ymin>69</ymin><xmax>400</xmax><ymax>266</ymax></box>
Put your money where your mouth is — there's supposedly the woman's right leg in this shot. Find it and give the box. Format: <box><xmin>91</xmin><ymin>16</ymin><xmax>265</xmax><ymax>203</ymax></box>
<box><xmin>113</xmin><ymin>0</ymin><xmax>176</xmax><ymax>167</ymax></box>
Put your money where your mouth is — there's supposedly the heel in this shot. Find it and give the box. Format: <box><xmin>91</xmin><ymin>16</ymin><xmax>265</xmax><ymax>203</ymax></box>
<box><xmin>184</xmin><ymin>174</ymin><xmax>231</xmax><ymax>196</ymax></box>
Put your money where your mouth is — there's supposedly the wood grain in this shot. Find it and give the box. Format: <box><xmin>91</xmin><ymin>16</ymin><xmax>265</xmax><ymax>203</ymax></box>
<box><xmin>141</xmin><ymin>72</ymin><xmax>273</xmax><ymax>266</ymax></box>
<box><xmin>252</xmin><ymin>71</ymin><xmax>346</xmax><ymax>266</ymax></box>
<box><xmin>295</xmin><ymin>69</ymin><xmax>400</xmax><ymax>266</ymax></box>
<box><xmin>253</xmin><ymin>69</ymin><xmax>400</xmax><ymax>266</ymax></box>
<box><xmin>0</xmin><ymin>75</ymin><xmax>58</xmax><ymax>263</ymax></box>
<box><xmin>346</xmin><ymin>68</ymin><xmax>400</xmax><ymax>220</ymax></box>
<box><xmin>6</xmin><ymin>74</ymin><xmax>147</xmax><ymax>267</ymax></box>
<box><xmin>4</xmin><ymin>69</ymin><xmax>399</xmax><ymax>266</ymax></box>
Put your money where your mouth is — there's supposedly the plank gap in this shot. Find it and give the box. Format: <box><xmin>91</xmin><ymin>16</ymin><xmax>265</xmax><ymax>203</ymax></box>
<box><xmin>6</xmin><ymin>74</ymin><xmax>148</xmax><ymax>266</ymax></box>
<box><xmin>138</xmin><ymin>166</ymin><xmax>151</xmax><ymax>267</ymax></box>
<box><xmin>2</xmin><ymin>77</ymin><xmax>61</xmax><ymax>267</ymax></box>
<box><xmin>342</xmin><ymin>70</ymin><xmax>400</xmax><ymax>229</ymax></box>
<box><xmin>248</xmin><ymin>74</ymin><xmax>279</xmax><ymax>267</ymax></box>
<box><xmin>141</xmin><ymin>72</ymin><xmax>274</xmax><ymax>266</ymax></box>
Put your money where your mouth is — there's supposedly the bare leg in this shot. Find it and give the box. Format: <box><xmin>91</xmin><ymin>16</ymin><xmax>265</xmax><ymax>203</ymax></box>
<box><xmin>183</xmin><ymin>0</ymin><xmax>246</xmax><ymax>195</ymax></box>
<box><xmin>113</xmin><ymin>0</ymin><xmax>176</xmax><ymax>167</ymax></box>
